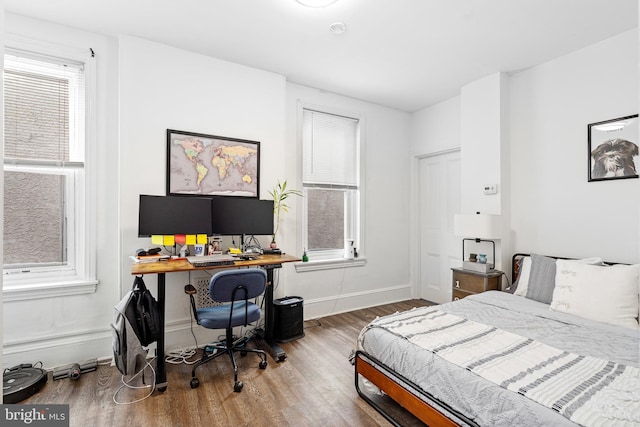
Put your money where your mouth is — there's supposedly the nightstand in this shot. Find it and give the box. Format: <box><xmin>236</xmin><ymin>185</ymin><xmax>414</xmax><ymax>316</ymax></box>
<box><xmin>451</xmin><ymin>268</ymin><xmax>503</xmax><ymax>301</ymax></box>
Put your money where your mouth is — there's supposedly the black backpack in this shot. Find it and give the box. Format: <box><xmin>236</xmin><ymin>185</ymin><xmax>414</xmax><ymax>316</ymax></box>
<box><xmin>126</xmin><ymin>276</ymin><xmax>162</xmax><ymax>347</ymax></box>
<box><xmin>111</xmin><ymin>276</ymin><xmax>160</xmax><ymax>375</ymax></box>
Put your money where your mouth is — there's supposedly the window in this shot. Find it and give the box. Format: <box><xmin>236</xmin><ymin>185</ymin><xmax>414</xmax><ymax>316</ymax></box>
<box><xmin>3</xmin><ymin>47</ymin><xmax>96</xmax><ymax>296</ymax></box>
<box><xmin>301</xmin><ymin>108</ymin><xmax>362</xmax><ymax>264</ymax></box>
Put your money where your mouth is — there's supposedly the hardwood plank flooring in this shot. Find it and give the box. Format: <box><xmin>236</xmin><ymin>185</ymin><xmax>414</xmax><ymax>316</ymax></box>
<box><xmin>19</xmin><ymin>299</ymin><xmax>432</xmax><ymax>427</ymax></box>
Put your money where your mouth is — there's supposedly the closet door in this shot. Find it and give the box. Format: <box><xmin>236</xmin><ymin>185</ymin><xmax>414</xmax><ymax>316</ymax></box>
<box><xmin>418</xmin><ymin>150</ymin><xmax>461</xmax><ymax>303</ymax></box>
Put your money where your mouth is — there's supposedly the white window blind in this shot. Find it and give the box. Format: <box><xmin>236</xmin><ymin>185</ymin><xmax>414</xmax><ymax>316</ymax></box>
<box><xmin>4</xmin><ymin>52</ymin><xmax>85</xmax><ymax>166</ymax></box>
<box><xmin>302</xmin><ymin>109</ymin><xmax>358</xmax><ymax>188</ymax></box>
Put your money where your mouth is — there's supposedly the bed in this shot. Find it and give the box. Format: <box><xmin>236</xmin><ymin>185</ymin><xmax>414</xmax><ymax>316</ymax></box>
<box><xmin>354</xmin><ymin>254</ymin><xmax>640</xmax><ymax>426</ymax></box>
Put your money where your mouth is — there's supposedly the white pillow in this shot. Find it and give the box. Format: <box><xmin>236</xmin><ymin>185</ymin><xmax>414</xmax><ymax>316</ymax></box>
<box><xmin>550</xmin><ymin>260</ymin><xmax>639</xmax><ymax>329</ymax></box>
<box><xmin>513</xmin><ymin>256</ymin><xmax>602</xmax><ymax>297</ymax></box>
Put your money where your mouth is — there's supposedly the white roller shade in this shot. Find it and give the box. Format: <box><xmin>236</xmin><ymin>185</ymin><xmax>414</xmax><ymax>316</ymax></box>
<box><xmin>302</xmin><ymin>109</ymin><xmax>358</xmax><ymax>187</ymax></box>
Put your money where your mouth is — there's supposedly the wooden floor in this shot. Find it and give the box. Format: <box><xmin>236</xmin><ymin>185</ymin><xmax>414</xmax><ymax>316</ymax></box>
<box><xmin>22</xmin><ymin>299</ymin><xmax>432</xmax><ymax>427</ymax></box>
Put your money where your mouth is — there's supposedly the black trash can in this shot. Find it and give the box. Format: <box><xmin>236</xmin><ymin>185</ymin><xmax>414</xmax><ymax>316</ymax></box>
<box><xmin>273</xmin><ymin>296</ymin><xmax>305</xmax><ymax>342</ymax></box>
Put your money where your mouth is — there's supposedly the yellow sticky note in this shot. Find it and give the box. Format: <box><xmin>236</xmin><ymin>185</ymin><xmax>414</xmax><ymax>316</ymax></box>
<box><xmin>151</xmin><ymin>235</ymin><xmax>163</xmax><ymax>245</ymax></box>
<box><xmin>197</xmin><ymin>234</ymin><xmax>207</xmax><ymax>244</ymax></box>
<box><xmin>185</xmin><ymin>235</ymin><xmax>196</xmax><ymax>245</ymax></box>
<box><xmin>163</xmin><ymin>235</ymin><xmax>175</xmax><ymax>246</ymax></box>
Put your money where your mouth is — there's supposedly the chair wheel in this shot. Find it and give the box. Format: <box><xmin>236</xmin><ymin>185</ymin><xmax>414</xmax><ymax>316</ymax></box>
<box><xmin>190</xmin><ymin>377</ymin><xmax>200</xmax><ymax>389</ymax></box>
<box><xmin>259</xmin><ymin>360</ymin><xmax>267</xmax><ymax>369</ymax></box>
<box><xmin>240</xmin><ymin>350</ymin><xmax>248</xmax><ymax>357</ymax></box>
<box><xmin>234</xmin><ymin>381</ymin><xmax>243</xmax><ymax>392</ymax></box>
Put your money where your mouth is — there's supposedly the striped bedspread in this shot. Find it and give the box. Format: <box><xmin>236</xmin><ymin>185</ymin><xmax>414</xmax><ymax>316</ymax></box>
<box><xmin>372</xmin><ymin>309</ymin><xmax>640</xmax><ymax>427</ymax></box>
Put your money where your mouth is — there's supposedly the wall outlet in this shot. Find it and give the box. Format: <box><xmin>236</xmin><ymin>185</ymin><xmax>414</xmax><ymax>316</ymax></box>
<box><xmin>483</xmin><ymin>184</ymin><xmax>497</xmax><ymax>195</ymax></box>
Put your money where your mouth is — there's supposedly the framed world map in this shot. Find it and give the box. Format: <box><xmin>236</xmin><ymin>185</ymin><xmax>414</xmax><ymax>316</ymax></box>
<box><xmin>166</xmin><ymin>129</ymin><xmax>260</xmax><ymax>198</ymax></box>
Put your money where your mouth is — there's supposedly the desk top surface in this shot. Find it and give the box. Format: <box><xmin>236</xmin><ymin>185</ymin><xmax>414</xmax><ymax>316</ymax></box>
<box><xmin>131</xmin><ymin>253</ymin><xmax>300</xmax><ymax>275</ymax></box>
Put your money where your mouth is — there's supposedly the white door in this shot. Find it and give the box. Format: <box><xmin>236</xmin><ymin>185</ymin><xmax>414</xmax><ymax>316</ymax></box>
<box><xmin>418</xmin><ymin>150</ymin><xmax>461</xmax><ymax>303</ymax></box>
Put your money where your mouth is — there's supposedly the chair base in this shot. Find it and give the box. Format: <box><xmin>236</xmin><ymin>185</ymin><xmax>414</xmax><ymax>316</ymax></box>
<box><xmin>190</xmin><ymin>330</ymin><xmax>267</xmax><ymax>392</ymax></box>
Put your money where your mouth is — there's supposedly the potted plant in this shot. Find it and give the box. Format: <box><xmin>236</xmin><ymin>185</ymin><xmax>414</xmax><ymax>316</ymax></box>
<box><xmin>268</xmin><ymin>180</ymin><xmax>302</xmax><ymax>248</ymax></box>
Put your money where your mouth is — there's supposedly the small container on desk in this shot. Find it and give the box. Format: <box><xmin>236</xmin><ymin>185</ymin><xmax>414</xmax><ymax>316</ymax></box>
<box><xmin>451</xmin><ymin>267</ymin><xmax>503</xmax><ymax>301</ymax></box>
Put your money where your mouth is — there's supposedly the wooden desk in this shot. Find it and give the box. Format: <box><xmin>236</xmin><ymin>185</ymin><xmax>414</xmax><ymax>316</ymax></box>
<box><xmin>131</xmin><ymin>254</ymin><xmax>299</xmax><ymax>391</ymax></box>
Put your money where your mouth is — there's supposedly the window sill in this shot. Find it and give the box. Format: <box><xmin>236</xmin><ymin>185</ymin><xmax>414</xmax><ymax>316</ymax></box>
<box><xmin>3</xmin><ymin>279</ymin><xmax>99</xmax><ymax>302</ymax></box>
<box><xmin>294</xmin><ymin>257</ymin><xmax>367</xmax><ymax>272</ymax></box>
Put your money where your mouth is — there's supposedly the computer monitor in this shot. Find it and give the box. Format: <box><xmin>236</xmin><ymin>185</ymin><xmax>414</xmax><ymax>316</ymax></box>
<box><xmin>211</xmin><ymin>197</ymin><xmax>274</xmax><ymax>236</ymax></box>
<box><xmin>138</xmin><ymin>195</ymin><xmax>214</xmax><ymax>237</ymax></box>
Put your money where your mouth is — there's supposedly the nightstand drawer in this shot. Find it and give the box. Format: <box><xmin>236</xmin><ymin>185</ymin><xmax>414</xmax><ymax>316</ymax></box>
<box><xmin>451</xmin><ymin>268</ymin><xmax>502</xmax><ymax>302</ymax></box>
<box><xmin>452</xmin><ymin>271</ymin><xmax>496</xmax><ymax>293</ymax></box>
<box><xmin>452</xmin><ymin>289</ymin><xmax>472</xmax><ymax>301</ymax></box>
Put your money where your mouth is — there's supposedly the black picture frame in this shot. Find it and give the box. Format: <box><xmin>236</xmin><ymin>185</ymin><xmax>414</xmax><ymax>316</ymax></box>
<box><xmin>588</xmin><ymin>115</ymin><xmax>639</xmax><ymax>182</ymax></box>
<box><xmin>166</xmin><ymin>129</ymin><xmax>260</xmax><ymax>197</ymax></box>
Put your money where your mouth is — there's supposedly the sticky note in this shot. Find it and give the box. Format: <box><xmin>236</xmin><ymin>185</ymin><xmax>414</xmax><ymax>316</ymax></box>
<box><xmin>185</xmin><ymin>235</ymin><xmax>196</xmax><ymax>245</ymax></box>
<box><xmin>163</xmin><ymin>235</ymin><xmax>175</xmax><ymax>246</ymax></box>
<box><xmin>197</xmin><ymin>234</ymin><xmax>207</xmax><ymax>244</ymax></box>
<box><xmin>151</xmin><ymin>235</ymin><xmax>163</xmax><ymax>245</ymax></box>
<box><xmin>174</xmin><ymin>234</ymin><xmax>186</xmax><ymax>245</ymax></box>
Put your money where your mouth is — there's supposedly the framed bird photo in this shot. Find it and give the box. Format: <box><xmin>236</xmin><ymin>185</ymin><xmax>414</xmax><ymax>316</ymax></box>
<box><xmin>588</xmin><ymin>114</ymin><xmax>638</xmax><ymax>182</ymax></box>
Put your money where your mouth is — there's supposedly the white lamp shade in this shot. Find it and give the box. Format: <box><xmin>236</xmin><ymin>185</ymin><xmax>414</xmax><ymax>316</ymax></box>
<box><xmin>454</xmin><ymin>213</ymin><xmax>501</xmax><ymax>239</ymax></box>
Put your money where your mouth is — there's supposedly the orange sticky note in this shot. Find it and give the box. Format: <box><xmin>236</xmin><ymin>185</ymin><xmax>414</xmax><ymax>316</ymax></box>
<box><xmin>197</xmin><ymin>234</ymin><xmax>207</xmax><ymax>244</ymax></box>
<box><xmin>151</xmin><ymin>235</ymin><xmax>163</xmax><ymax>245</ymax></box>
<box><xmin>174</xmin><ymin>234</ymin><xmax>186</xmax><ymax>245</ymax></box>
<box><xmin>163</xmin><ymin>235</ymin><xmax>175</xmax><ymax>246</ymax></box>
<box><xmin>185</xmin><ymin>235</ymin><xmax>196</xmax><ymax>245</ymax></box>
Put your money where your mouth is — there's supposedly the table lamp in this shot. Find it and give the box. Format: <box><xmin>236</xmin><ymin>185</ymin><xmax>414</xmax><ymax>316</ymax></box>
<box><xmin>453</xmin><ymin>212</ymin><xmax>501</xmax><ymax>273</ymax></box>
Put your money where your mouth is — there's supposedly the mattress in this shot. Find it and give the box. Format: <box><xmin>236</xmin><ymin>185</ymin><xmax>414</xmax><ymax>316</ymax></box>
<box><xmin>357</xmin><ymin>291</ymin><xmax>640</xmax><ymax>427</ymax></box>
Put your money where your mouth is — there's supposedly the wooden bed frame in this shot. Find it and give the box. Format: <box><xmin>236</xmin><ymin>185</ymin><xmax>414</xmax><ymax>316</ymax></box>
<box><xmin>354</xmin><ymin>351</ymin><xmax>473</xmax><ymax>426</ymax></box>
<box><xmin>354</xmin><ymin>254</ymin><xmax>553</xmax><ymax>426</ymax></box>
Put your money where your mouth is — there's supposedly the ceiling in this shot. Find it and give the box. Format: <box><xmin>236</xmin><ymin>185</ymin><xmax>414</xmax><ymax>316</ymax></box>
<box><xmin>4</xmin><ymin>0</ymin><xmax>638</xmax><ymax>112</ymax></box>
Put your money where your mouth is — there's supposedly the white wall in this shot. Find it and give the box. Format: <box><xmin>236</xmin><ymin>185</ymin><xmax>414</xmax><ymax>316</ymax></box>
<box><xmin>410</xmin><ymin>96</ymin><xmax>461</xmax><ymax>156</ymax></box>
<box><xmin>510</xmin><ymin>29</ymin><xmax>639</xmax><ymax>264</ymax></box>
<box><xmin>118</xmin><ymin>36</ymin><xmax>288</xmax><ymax>351</ymax></box>
<box><xmin>285</xmin><ymin>83</ymin><xmax>413</xmax><ymax>318</ymax></box>
<box><xmin>2</xmin><ymin>14</ymin><xmax>120</xmax><ymax>368</ymax></box>
<box><xmin>411</xmin><ymin>28</ymin><xmax>639</xmax><ymax>274</ymax></box>
<box><xmin>460</xmin><ymin>73</ymin><xmax>506</xmax><ymax>216</ymax></box>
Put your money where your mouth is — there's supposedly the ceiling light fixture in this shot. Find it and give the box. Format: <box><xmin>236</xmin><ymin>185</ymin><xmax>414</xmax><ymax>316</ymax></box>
<box><xmin>295</xmin><ymin>0</ymin><xmax>339</xmax><ymax>8</ymax></box>
<box><xmin>329</xmin><ymin>22</ymin><xmax>347</xmax><ymax>35</ymax></box>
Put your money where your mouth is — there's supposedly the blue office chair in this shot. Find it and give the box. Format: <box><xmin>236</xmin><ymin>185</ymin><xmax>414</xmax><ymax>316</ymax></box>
<box><xmin>184</xmin><ymin>268</ymin><xmax>268</xmax><ymax>392</ymax></box>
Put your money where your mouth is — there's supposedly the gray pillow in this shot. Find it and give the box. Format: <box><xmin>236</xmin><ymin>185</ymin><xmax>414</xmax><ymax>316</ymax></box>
<box><xmin>525</xmin><ymin>254</ymin><xmax>557</xmax><ymax>304</ymax></box>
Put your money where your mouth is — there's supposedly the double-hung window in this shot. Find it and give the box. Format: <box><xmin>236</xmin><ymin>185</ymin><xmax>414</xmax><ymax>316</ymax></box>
<box><xmin>301</xmin><ymin>107</ymin><xmax>362</xmax><ymax>265</ymax></box>
<box><xmin>3</xmin><ymin>47</ymin><xmax>96</xmax><ymax>297</ymax></box>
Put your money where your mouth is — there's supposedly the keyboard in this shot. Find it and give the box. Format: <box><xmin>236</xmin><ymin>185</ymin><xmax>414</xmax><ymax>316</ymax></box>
<box><xmin>187</xmin><ymin>255</ymin><xmax>236</xmax><ymax>268</ymax></box>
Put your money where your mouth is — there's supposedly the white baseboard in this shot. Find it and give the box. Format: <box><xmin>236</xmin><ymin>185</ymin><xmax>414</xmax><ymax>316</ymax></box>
<box><xmin>2</xmin><ymin>285</ymin><xmax>415</xmax><ymax>369</ymax></box>
<box><xmin>3</xmin><ymin>329</ymin><xmax>113</xmax><ymax>370</ymax></box>
<box><xmin>301</xmin><ymin>284</ymin><xmax>414</xmax><ymax>319</ymax></box>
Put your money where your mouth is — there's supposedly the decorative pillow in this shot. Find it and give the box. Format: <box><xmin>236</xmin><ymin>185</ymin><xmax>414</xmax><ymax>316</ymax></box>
<box><xmin>550</xmin><ymin>261</ymin><xmax>639</xmax><ymax>329</ymax></box>
<box><xmin>523</xmin><ymin>255</ymin><xmax>604</xmax><ymax>303</ymax></box>
<box><xmin>525</xmin><ymin>254</ymin><xmax>558</xmax><ymax>304</ymax></box>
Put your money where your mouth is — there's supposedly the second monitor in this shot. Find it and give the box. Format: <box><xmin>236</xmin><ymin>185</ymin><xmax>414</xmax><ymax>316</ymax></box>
<box><xmin>212</xmin><ymin>197</ymin><xmax>274</xmax><ymax>237</ymax></box>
